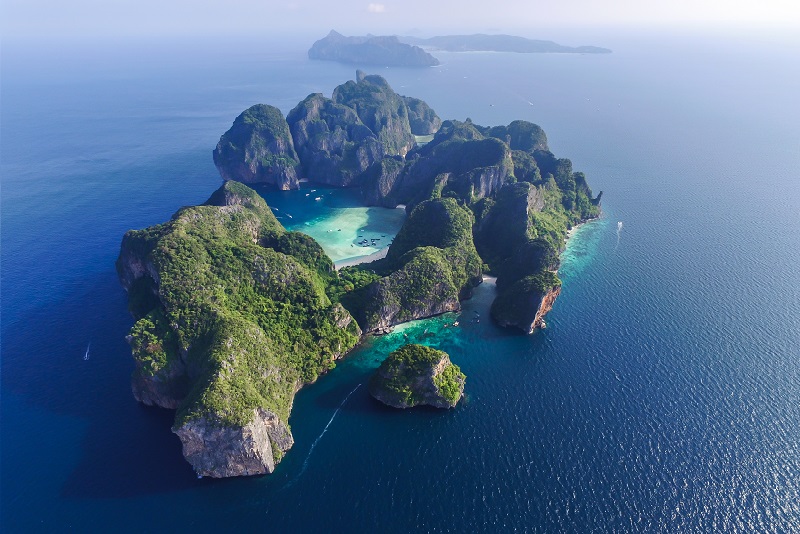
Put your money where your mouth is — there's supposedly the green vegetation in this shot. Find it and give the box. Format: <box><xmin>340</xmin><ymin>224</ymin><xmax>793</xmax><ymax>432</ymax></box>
<box><xmin>332</xmin><ymin>111</ymin><xmax>598</xmax><ymax>334</ymax></box>
<box><xmin>128</xmin><ymin>308</ymin><xmax>179</xmax><ymax>377</ymax></box>
<box><xmin>490</xmin><ymin>270</ymin><xmax>562</xmax><ymax>329</ymax></box>
<box><xmin>432</xmin><ymin>363</ymin><xmax>466</xmax><ymax>406</ymax></box>
<box><xmin>345</xmin><ymin>198</ymin><xmax>482</xmax><ymax>331</ymax></box>
<box><xmin>332</xmin><ymin>73</ymin><xmax>415</xmax><ymax>156</ymax></box>
<box><xmin>368</xmin><ymin>344</ymin><xmax>465</xmax><ymax>408</ymax></box>
<box><xmin>117</xmin><ymin>181</ymin><xmax>360</xmax><ymax>429</ymax></box>
<box><xmin>478</xmin><ymin>120</ymin><xmax>548</xmax><ymax>152</ymax></box>
<box><xmin>327</xmin><ymin>266</ymin><xmax>382</xmax><ymax>304</ymax></box>
<box><xmin>212</xmin><ymin>104</ymin><xmax>300</xmax><ymax>185</ymax></box>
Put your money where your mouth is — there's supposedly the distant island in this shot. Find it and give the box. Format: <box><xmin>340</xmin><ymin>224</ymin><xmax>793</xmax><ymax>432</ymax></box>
<box><xmin>117</xmin><ymin>71</ymin><xmax>600</xmax><ymax>478</ymax></box>
<box><xmin>400</xmin><ymin>34</ymin><xmax>612</xmax><ymax>54</ymax></box>
<box><xmin>309</xmin><ymin>30</ymin><xmax>439</xmax><ymax>67</ymax></box>
<box><xmin>309</xmin><ymin>30</ymin><xmax>610</xmax><ymax>67</ymax></box>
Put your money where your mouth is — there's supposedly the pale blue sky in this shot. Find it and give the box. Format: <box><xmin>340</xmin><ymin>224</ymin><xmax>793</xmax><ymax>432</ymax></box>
<box><xmin>2</xmin><ymin>0</ymin><xmax>799</xmax><ymax>39</ymax></box>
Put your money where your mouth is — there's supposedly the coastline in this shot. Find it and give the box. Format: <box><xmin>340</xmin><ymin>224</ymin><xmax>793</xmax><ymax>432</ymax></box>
<box><xmin>334</xmin><ymin>246</ymin><xmax>390</xmax><ymax>270</ymax></box>
<box><xmin>558</xmin><ymin>214</ymin><xmax>606</xmax><ymax>280</ymax></box>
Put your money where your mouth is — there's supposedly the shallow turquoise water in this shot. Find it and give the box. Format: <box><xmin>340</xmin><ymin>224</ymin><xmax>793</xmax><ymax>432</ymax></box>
<box><xmin>2</xmin><ymin>31</ymin><xmax>800</xmax><ymax>531</ymax></box>
<box><xmin>256</xmin><ymin>184</ymin><xmax>406</xmax><ymax>263</ymax></box>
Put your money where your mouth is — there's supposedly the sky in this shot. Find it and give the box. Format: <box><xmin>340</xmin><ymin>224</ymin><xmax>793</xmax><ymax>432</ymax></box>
<box><xmin>2</xmin><ymin>0</ymin><xmax>799</xmax><ymax>40</ymax></box>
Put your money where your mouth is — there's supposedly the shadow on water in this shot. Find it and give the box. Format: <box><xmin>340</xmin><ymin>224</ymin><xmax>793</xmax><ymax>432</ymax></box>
<box><xmin>1</xmin><ymin>270</ymin><xmax>199</xmax><ymax>499</ymax></box>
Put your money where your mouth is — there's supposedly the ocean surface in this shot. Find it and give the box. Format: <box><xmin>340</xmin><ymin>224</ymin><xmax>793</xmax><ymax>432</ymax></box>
<box><xmin>2</xmin><ymin>30</ymin><xmax>800</xmax><ymax>532</ymax></box>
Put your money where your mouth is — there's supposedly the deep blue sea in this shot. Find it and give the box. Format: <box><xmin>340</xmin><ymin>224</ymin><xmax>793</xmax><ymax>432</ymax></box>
<box><xmin>2</xmin><ymin>30</ymin><xmax>800</xmax><ymax>532</ymax></box>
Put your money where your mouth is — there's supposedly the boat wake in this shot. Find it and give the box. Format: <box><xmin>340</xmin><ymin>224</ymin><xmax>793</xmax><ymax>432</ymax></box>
<box><xmin>285</xmin><ymin>383</ymin><xmax>362</xmax><ymax>487</ymax></box>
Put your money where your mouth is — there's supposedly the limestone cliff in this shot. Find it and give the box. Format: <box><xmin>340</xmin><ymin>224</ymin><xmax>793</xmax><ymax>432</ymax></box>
<box><xmin>491</xmin><ymin>281</ymin><xmax>561</xmax><ymax>334</ymax></box>
<box><xmin>174</xmin><ymin>408</ymin><xmax>293</xmax><ymax>477</ymax></box>
<box><xmin>117</xmin><ymin>181</ymin><xmax>361</xmax><ymax>477</ymax></box>
<box><xmin>333</xmin><ymin>72</ymin><xmax>416</xmax><ymax>156</ymax></box>
<box><xmin>369</xmin><ymin>344</ymin><xmax>465</xmax><ymax>409</ymax></box>
<box><xmin>350</xmin><ymin>198</ymin><xmax>482</xmax><ymax>332</ymax></box>
<box><xmin>474</xmin><ymin>182</ymin><xmax>544</xmax><ymax>267</ymax></box>
<box><xmin>403</xmin><ymin>96</ymin><xmax>442</xmax><ymax>135</ymax></box>
<box><xmin>287</xmin><ymin>93</ymin><xmax>383</xmax><ymax>186</ymax></box>
<box><xmin>213</xmin><ymin>104</ymin><xmax>301</xmax><ymax>189</ymax></box>
<box><xmin>387</xmin><ymin>123</ymin><xmax>514</xmax><ymax>209</ymax></box>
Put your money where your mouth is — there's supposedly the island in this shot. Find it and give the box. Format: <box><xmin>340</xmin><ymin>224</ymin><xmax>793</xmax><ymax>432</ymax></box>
<box><xmin>117</xmin><ymin>71</ymin><xmax>600</xmax><ymax>477</ymax></box>
<box><xmin>308</xmin><ymin>31</ymin><xmax>610</xmax><ymax>67</ymax></box>
<box><xmin>369</xmin><ymin>344</ymin><xmax>465</xmax><ymax>409</ymax></box>
<box><xmin>400</xmin><ymin>34</ymin><xmax>612</xmax><ymax>54</ymax></box>
<box><xmin>309</xmin><ymin>30</ymin><xmax>439</xmax><ymax>67</ymax></box>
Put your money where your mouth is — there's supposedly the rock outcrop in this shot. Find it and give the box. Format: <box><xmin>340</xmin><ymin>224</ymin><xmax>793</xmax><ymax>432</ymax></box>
<box><xmin>403</xmin><ymin>96</ymin><xmax>442</xmax><ymax>135</ymax></box>
<box><xmin>491</xmin><ymin>274</ymin><xmax>562</xmax><ymax>333</ymax></box>
<box><xmin>117</xmin><ymin>181</ymin><xmax>361</xmax><ymax>477</ymax></box>
<box><xmin>369</xmin><ymin>344</ymin><xmax>465</xmax><ymax>408</ymax></box>
<box><xmin>211</xmin><ymin>72</ymin><xmax>440</xmax><ymax>190</ymax></box>
<box><xmin>174</xmin><ymin>408</ymin><xmax>293</xmax><ymax>477</ymax></box>
<box><xmin>332</xmin><ymin>72</ymin><xmax>416</xmax><ymax>156</ymax></box>
<box><xmin>287</xmin><ymin>93</ymin><xmax>383</xmax><ymax>186</ymax></box>
<box><xmin>474</xmin><ymin>182</ymin><xmax>544</xmax><ymax>266</ymax></box>
<box><xmin>350</xmin><ymin>198</ymin><xmax>482</xmax><ymax>332</ymax></box>
<box><xmin>309</xmin><ymin>30</ymin><xmax>440</xmax><ymax>67</ymax></box>
<box><xmin>213</xmin><ymin>104</ymin><xmax>301</xmax><ymax>189</ymax></box>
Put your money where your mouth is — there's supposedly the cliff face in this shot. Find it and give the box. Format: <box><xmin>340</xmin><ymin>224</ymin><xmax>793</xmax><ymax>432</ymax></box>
<box><xmin>213</xmin><ymin>72</ymin><xmax>445</xmax><ymax>194</ymax></box>
<box><xmin>174</xmin><ymin>408</ymin><xmax>293</xmax><ymax>478</ymax></box>
<box><xmin>117</xmin><ymin>181</ymin><xmax>360</xmax><ymax>477</ymax></box>
<box><xmin>368</xmin><ymin>344</ymin><xmax>465</xmax><ymax>409</ymax></box>
<box><xmin>532</xmin><ymin>286</ymin><xmax>561</xmax><ymax>330</ymax></box>
<box><xmin>332</xmin><ymin>72</ymin><xmax>416</xmax><ymax>157</ymax></box>
<box><xmin>213</xmin><ymin>104</ymin><xmax>301</xmax><ymax>189</ymax></box>
<box><xmin>309</xmin><ymin>30</ymin><xmax>440</xmax><ymax>67</ymax></box>
<box><xmin>358</xmin><ymin>263</ymin><xmax>463</xmax><ymax>331</ymax></box>
<box><xmin>403</xmin><ymin>96</ymin><xmax>443</xmax><ymax>135</ymax></box>
<box><xmin>380</xmin><ymin>134</ymin><xmax>514</xmax><ymax>209</ymax></box>
<box><xmin>287</xmin><ymin>93</ymin><xmax>384</xmax><ymax>186</ymax></box>
<box><xmin>490</xmin><ymin>273</ymin><xmax>562</xmax><ymax>334</ymax></box>
<box><xmin>474</xmin><ymin>182</ymin><xmax>544</xmax><ymax>266</ymax></box>
<box><xmin>352</xmin><ymin>198</ymin><xmax>482</xmax><ymax>332</ymax></box>
<box><xmin>360</xmin><ymin>158</ymin><xmax>405</xmax><ymax>207</ymax></box>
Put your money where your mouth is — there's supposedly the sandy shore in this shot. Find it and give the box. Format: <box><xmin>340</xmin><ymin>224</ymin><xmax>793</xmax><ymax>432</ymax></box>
<box><xmin>334</xmin><ymin>247</ymin><xmax>390</xmax><ymax>270</ymax></box>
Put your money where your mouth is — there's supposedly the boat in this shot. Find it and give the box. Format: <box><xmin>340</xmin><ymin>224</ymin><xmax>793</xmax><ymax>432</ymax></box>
<box><xmin>84</xmin><ymin>342</ymin><xmax>91</xmax><ymax>360</ymax></box>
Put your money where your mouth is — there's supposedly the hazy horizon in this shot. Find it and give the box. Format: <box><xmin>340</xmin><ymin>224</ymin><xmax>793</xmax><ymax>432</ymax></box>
<box><xmin>2</xmin><ymin>0</ymin><xmax>799</xmax><ymax>42</ymax></box>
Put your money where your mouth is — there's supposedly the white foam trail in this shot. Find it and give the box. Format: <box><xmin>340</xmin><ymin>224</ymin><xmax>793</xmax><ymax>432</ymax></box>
<box><xmin>616</xmin><ymin>221</ymin><xmax>623</xmax><ymax>249</ymax></box>
<box><xmin>286</xmin><ymin>383</ymin><xmax>362</xmax><ymax>486</ymax></box>
<box><xmin>84</xmin><ymin>342</ymin><xmax>91</xmax><ymax>360</ymax></box>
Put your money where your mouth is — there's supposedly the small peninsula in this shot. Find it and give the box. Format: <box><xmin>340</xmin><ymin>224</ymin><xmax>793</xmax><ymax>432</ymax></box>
<box><xmin>308</xmin><ymin>31</ymin><xmax>610</xmax><ymax>67</ymax></box>
<box><xmin>369</xmin><ymin>344</ymin><xmax>465</xmax><ymax>409</ymax></box>
<box><xmin>118</xmin><ymin>71</ymin><xmax>600</xmax><ymax>477</ymax></box>
<box><xmin>400</xmin><ymin>34</ymin><xmax>612</xmax><ymax>54</ymax></box>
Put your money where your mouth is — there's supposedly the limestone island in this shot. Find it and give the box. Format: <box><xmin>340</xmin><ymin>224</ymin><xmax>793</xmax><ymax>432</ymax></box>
<box><xmin>309</xmin><ymin>30</ymin><xmax>439</xmax><ymax>67</ymax></box>
<box><xmin>308</xmin><ymin>31</ymin><xmax>610</xmax><ymax>68</ymax></box>
<box><xmin>117</xmin><ymin>71</ymin><xmax>600</xmax><ymax>477</ymax></box>
<box><xmin>369</xmin><ymin>344</ymin><xmax>465</xmax><ymax>409</ymax></box>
